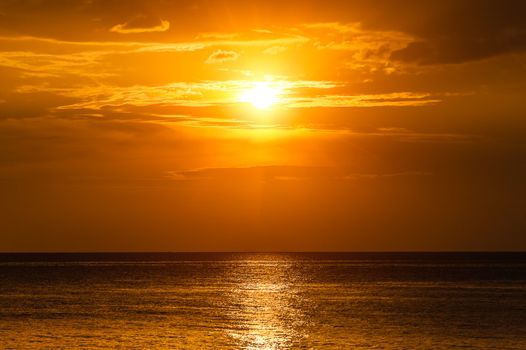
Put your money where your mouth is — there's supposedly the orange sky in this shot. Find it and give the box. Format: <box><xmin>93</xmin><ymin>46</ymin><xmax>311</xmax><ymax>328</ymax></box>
<box><xmin>1</xmin><ymin>1</ymin><xmax>525</xmax><ymax>251</ymax></box>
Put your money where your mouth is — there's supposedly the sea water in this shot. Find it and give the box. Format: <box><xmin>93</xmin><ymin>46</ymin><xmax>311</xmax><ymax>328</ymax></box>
<box><xmin>0</xmin><ymin>253</ymin><xmax>525</xmax><ymax>349</ymax></box>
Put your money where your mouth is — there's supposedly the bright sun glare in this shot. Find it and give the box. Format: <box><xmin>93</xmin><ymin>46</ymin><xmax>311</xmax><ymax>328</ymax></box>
<box><xmin>239</xmin><ymin>83</ymin><xmax>279</xmax><ymax>109</ymax></box>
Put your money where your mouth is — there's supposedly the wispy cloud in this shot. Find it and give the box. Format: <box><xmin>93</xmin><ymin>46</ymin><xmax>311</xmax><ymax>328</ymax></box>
<box><xmin>166</xmin><ymin>165</ymin><xmax>432</xmax><ymax>182</ymax></box>
<box><xmin>262</xmin><ymin>46</ymin><xmax>287</xmax><ymax>55</ymax></box>
<box><xmin>205</xmin><ymin>50</ymin><xmax>240</xmax><ymax>64</ymax></box>
<box><xmin>15</xmin><ymin>80</ymin><xmax>341</xmax><ymax>110</ymax></box>
<box><xmin>286</xmin><ymin>92</ymin><xmax>441</xmax><ymax>108</ymax></box>
<box><xmin>110</xmin><ymin>17</ymin><xmax>170</xmax><ymax>34</ymax></box>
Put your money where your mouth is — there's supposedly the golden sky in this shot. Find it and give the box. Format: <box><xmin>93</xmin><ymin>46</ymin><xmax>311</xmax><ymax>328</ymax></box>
<box><xmin>1</xmin><ymin>0</ymin><xmax>525</xmax><ymax>251</ymax></box>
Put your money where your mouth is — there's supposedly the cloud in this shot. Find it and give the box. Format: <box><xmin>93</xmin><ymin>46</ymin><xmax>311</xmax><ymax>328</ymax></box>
<box><xmin>1</xmin><ymin>1</ymin><xmax>525</xmax><ymax>67</ymax></box>
<box><xmin>205</xmin><ymin>50</ymin><xmax>240</xmax><ymax>64</ymax></box>
<box><xmin>263</xmin><ymin>46</ymin><xmax>287</xmax><ymax>55</ymax></box>
<box><xmin>388</xmin><ymin>1</ymin><xmax>526</xmax><ymax>64</ymax></box>
<box><xmin>287</xmin><ymin>92</ymin><xmax>441</xmax><ymax>108</ymax></box>
<box><xmin>195</xmin><ymin>32</ymin><xmax>239</xmax><ymax>40</ymax></box>
<box><xmin>0</xmin><ymin>34</ymin><xmax>298</xmax><ymax>56</ymax></box>
<box><xmin>12</xmin><ymin>79</ymin><xmax>439</xmax><ymax>114</ymax></box>
<box><xmin>12</xmin><ymin>79</ymin><xmax>337</xmax><ymax>111</ymax></box>
<box><xmin>167</xmin><ymin>166</ymin><xmax>432</xmax><ymax>182</ymax></box>
<box><xmin>110</xmin><ymin>17</ymin><xmax>170</xmax><ymax>34</ymax></box>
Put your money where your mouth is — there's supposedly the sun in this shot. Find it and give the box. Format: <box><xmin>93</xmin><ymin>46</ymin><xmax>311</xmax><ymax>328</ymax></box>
<box><xmin>239</xmin><ymin>83</ymin><xmax>279</xmax><ymax>109</ymax></box>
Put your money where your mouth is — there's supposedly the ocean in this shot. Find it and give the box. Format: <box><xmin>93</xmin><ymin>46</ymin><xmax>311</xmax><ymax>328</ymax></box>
<box><xmin>0</xmin><ymin>253</ymin><xmax>525</xmax><ymax>349</ymax></box>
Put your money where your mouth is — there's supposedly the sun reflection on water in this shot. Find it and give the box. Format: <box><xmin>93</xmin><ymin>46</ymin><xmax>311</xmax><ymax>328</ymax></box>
<box><xmin>223</xmin><ymin>256</ymin><xmax>308</xmax><ymax>350</ymax></box>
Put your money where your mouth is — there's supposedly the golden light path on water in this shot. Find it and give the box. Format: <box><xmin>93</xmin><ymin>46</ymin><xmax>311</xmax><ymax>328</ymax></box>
<box><xmin>222</xmin><ymin>257</ymin><xmax>307</xmax><ymax>349</ymax></box>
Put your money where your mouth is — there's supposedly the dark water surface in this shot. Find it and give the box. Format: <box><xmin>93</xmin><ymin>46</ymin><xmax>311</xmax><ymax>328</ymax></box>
<box><xmin>0</xmin><ymin>253</ymin><xmax>525</xmax><ymax>349</ymax></box>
